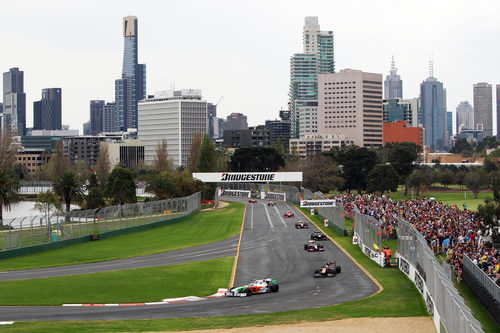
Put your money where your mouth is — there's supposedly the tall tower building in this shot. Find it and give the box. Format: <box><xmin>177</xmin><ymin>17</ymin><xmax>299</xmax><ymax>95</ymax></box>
<box><xmin>456</xmin><ymin>101</ymin><xmax>473</xmax><ymax>133</ymax></box>
<box><xmin>2</xmin><ymin>67</ymin><xmax>26</xmax><ymax>135</ymax></box>
<box><xmin>103</xmin><ymin>102</ymin><xmax>119</xmax><ymax>132</ymax></box>
<box><xmin>33</xmin><ymin>88</ymin><xmax>62</xmax><ymax>130</ymax></box>
<box><xmin>318</xmin><ymin>69</ymin><xmax>383</xmax><ymax>147</ymax></box>
<box><xmin>289</xmin><ymin>17</ymin><xmax>334</xmax><ymax>139</ymax></box>
<box><xmin>473</xmin><ymin>82</ymin><xmax>492</xmax><ymax>137</ymax></box>
<box><xmin>90</xmin><ymin>100</ymin><xmax>105</xmax><ymax>135</ymax></box>
<box><xmin>115</xmin><ymin>16</ymin><xmax>146</xmax><ymax>131</ymax></box>
<box><xmin>384</xmin><ymin>56</ymin><xmax>403</xmax><ymax>100</ymax></box>
<box><xmin>420</xmin><ymin>63</ymin><xmax>446</xmax><ymax>151</ymax></box>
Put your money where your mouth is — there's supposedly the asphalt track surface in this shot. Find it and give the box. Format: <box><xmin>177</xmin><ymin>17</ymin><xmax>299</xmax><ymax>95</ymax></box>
<box><xmin>0</xmin><ymin>198</ymin><xmax>379</xmax><ymax>322</ymax></box>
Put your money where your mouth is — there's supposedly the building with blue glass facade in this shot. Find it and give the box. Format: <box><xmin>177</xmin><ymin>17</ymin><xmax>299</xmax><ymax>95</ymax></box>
<box><xmin>383</xmin><ymin>98</ymin><xmax>419</xmax><ymax>127</ymax></box>
<box><xmin>115</xmin><ymin>16</ymin><xmax>146</xmax><ymax>131</ymax></box>
<box><xmin>420</xmin><ymin>75</ymin><xmax>446</xmax><ymax>152</ymax></box>
<box><xmin>447</xmin><ymin>111</ymin><xmax>453</xmax><ymax>137</ymax></box>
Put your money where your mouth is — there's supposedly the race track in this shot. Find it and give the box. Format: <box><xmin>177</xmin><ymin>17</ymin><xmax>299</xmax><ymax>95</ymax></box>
<box><xmin>0</xmin><ymin>198</ymin><xmax>379</xmax><ymax>322</ymax></box>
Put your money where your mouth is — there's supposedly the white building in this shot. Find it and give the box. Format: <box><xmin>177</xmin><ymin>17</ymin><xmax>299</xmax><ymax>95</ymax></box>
<box><xmin>289</xmin><ymin>133</ymin><xmax>354</xmax><ymax>158</ymax></box>
<box><xmin>138</xmin><ymin>90</ymin><xmax>207</xmax><ymax>167</ymax></box>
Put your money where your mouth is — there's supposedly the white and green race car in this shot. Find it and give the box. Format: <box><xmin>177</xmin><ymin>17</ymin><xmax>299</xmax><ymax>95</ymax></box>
<box><xmin>225</xmin><ymin>278</ymin><xmax>279</xmax><ymax>297</ymax></box>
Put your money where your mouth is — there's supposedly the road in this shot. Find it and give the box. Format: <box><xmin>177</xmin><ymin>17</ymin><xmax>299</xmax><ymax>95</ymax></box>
<box><xmin>0</xmin><ymin>198</ymin><xmax>379</xmax><ymax>321</ymax></box>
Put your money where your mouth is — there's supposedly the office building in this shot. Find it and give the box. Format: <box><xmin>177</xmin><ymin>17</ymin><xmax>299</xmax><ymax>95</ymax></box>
<box><xmin>265</xmin><ymin>110</ymin><xmax>291</xmax><ymax>145</ymax></box>
<box><xmin>383</xmin><ymin>98</ymin><xmax>419</xmax><ymax>127</ymax></box>
<box><xmin>384</xmin><ymin>56</ymin><xmax>403</xmax><ymax>100</ymax></box>
<box><xmin>138</xmin><ymin>90</ymin><xmax>207</xmax><ymax>167</ymax></box>
<box><xmin>456</xmin><ymin>101</ymin><xmax>474</xmax><ymax>133</ymax></box>
<box><xmin>383</xmin><ymin>120</ymin><xmax>424</xmax><ymax>147</ymax></box>
<box><xmin>103</xmin><ymin>139</ymin><xmax>144</xmax><ymax>169</ymax></box>
<box><xmin>420</xmin><ymin>65</ymin><xmax>446</xmax><ymax>152</ymax></box>
<box><xmin>447</xmin><ymin>112</ymin><xmax>453</xmax><ymax>137</ymax></box>
<box><xmin>225</xmin><ymin>113</ymin><xmax>248</xmax><ymax>130</ymax></box>
<box><xmin>303</xmin><ymin>16</ymin><xmax>334</xmax><ymax>73</ymax></box>
<box><xmin>83</xmin><ymin>122</ymin><xmax>90</xmax><ymax>135</ymax></box>
<box><xmin>3</xmin><ymin>67</ymin><xmax>26</xmax><ymax>135</ymax></box>
<box><xmin>103</xmin><ymin>102</ymin><xmax>119</xmax><ymax>132</ymax></box>
<box><xmin>289</xmin><ymin>133</ymin><xmax>354</xmax><ymax>158</ymax></box>
<box><xmin>207</xmin><ymin>103</ymin><xmax>217</xmax><ymax>139</ymax></box>
<box><xmin>473</xmin><ymin>82</ymin><xmax>492</xmax><ymax>137</ymax></box>
<box><xmin>115</xmin><ymin>16</ymin><xmax>146</xmax><ymax>131</ymax></box>
<box><xmin>16</xmin><ymin>148</ymin><xmax>51</xmax><ymax>177</ymax></box>
<box><xmin>64</xmin><ymin>135</ymin><xmax>121</xmax><ymax>167</ymax></box>
<box><xmin>90</xmin><ymin>100</ymin><xmax>105</xmax><ymax>135</ymax></box>
<box><xmin>33</xmin><ymin>88</ymin><xmax>62</xmax><ymax>130</ymax></box>
<box><xmin>318</xmin><ymin>69</ymin><xmax>383</xmax><ymax>147</ymax></box>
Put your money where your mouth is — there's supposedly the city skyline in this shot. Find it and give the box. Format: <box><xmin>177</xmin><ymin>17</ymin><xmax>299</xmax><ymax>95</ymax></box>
<box><xmin>1</xmin><ymin>0</ymin><xmax>500</xmax><ymax>134</ymax></box>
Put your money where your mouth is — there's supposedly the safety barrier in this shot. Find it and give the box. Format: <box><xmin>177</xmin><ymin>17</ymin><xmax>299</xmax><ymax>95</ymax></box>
<box><xmin>397</xmin><ymin>218</ymin><xmax>483</xmax><ymax>333</ymax></box>
<box><xmin>462</xmin><ymin>254</ymin><xmax>500</xmax><ymax>325</ymax></box>
<box><xmin>1</xmin><ymin>193</ymin><xmax>201</xmax><ymax>255</ymax></box>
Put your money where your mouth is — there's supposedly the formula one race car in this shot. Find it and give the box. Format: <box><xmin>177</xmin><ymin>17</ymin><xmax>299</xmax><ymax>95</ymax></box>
<box><xmin>311</xmin><ymin>231</ymin><xmax>327</xmax><ymax>241</ymax></box>
<box><xmin>267</xmin><ymin>201</ymin><xmax>276</xmax><ymax>206</ymax></box>
<box><xmin>295</xmin><ymin>220</ymin><xmax>309</xmax><ymax>229</ymax></box>
<box><xmin>224</xmin><ymin>278</ymin><xmax>279</xmax><ymax>297</ymax></box>
<box><xmin>313</xmin><ymin>261</ymin><xmax>341</xmax><ymax>278</ymax></box>
<box><xmin>284</xmin><ymin>211</ymin><xmax>295</xmax><ymax>218</ymax></box>
<box><xmin>248</xmin><ymin>199</ymin><xmax>257</xmax><ymax>203</ymax></box>
<box><xmin>304</xmin><ymin>240</ymin><xmax>324</xmax><ymax>252</ymax></box>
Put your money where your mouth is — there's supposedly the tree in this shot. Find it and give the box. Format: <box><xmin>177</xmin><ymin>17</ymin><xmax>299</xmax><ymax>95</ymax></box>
<box><xmin>283</xmin><ymin>144</ymin><xmax>300</xmax><ymax>171</ymax></box>
<box><xmin>301</xmin><ymin>154</ymin><xmax>344</xmax><ymax>192</ymax></box>
<box><xmin>464</xmin><ymin>170</ymin><xmax>488</xmax><ymax>199</ymax></box>
<box><xmin>34</xmin><ymin>191</ymin><xmax>60</xmax><ymax>222</ymax></box>
<box><xmin>105</xmin><ymin>167</ymin><xmax>136</xmax><ymax>205</ymax></box>
<box><xmin>387</xmin><ymin>142</ymin><xmax>419</xmax><ymax>195</ymax></box>
<box><xmin>45</xmin><ymin>140</ymin><xmax>69</xmax><ymax>182</ymax></box>
<box><xmin>477</xmin><ymin>174</ymin><xmax>500</xmax><ymax>244</ymax></box>
<box><xmin>85</xmin><ymin>187</ymin><xmax>105</xmax><ymax>209</ymax></box>
<box><xmin>475</xmin><ymin>136</ymin><xmax>498</xmax><ymax>153</ymax></box>
<box><xmin>0</xmin><ymin>129</ymin><xmax>18</xmax><ymax>171</ymax></box>
<box><xmin>407</xmin><ymin>169</ymin><xmax>427</xmax><ymax>196</ymax></box>
<box><xmin>366</xmin><ymin>164</ymin><xmax>399</xmax><ymax>193</ymax></box>
<box><xmin>437</xmin><ymin>169</ymin><xmax>454</xmax><ymax>188</ymax></box>
<box><xmin>483</xmin><ymin>158</ymin><xmax>498</xmax><ymax>173</ymax></box>
<box><xmin>0</xmin><ymin>169</ymin><xmax>20</xmax><ymax>225</ymax></box>
<box><xmin>229</xmin><ymin>147</ymin><xmax>285</xmax><ymax>172</ymax></box>
<box><xmin>197</xmin><ymin>134</ymin><xmax>218</xmax><ymax>172</ymax></box>
<box><xmin>214</xmin><ymin>147</ymin><xmax>230</xmax><ymax>171</ymax></box>
<box><xmin>146</xmin><ymin>171</ymin><xmax>176</xmax><ymax>200</ymax></box>
<box><xmin>53</xmin><ymin>171</ymin><xmax>85</xmax><ymax>212</ymax></box>
<box><xmin>186</xmin><ymin>132</ymin><xmax>202</xmax><ymax>172</ymax></box>
<box><xmin>454</xmin><ymin>170</ymin><xmax>467</xmax><ymax>189</ymax></box>
<box><xmin>450</xmin><ymin>138</ymin><xmax>474</xmax><ymax>155</ymax></box>
<box><xmin>337</xmin><ymin>146</ymin><xmax>377</xmax><ymax>193</ymax></box>
<box><xmin>152</xmin><ymin>139</ymin><xmax>173</xmax><ymax>172</ymax></box>
<box><xmin>95</xmin><ymin>143</ymin><xmax>111</xmax><ymax>190</ymax></box>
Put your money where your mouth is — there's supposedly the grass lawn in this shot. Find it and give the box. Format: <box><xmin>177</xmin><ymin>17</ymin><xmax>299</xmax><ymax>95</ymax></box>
<box><xmin>389</xmin><ymin>190</ymin><xmax>491</xmax><ymax>212</ymax></box>
<box><xmin>0</xmin><ymin>202</ymin><xmax>245</xmax><ymax>271</ymax></box>
<box><xmin>0</xmin><ymin>257</ymin><xmax>233</xmax><ymax>306</ymax></box>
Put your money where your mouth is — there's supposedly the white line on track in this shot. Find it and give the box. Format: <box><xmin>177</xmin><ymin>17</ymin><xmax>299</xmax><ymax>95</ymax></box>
<box><xmin>273</xmin><ymin>205</ymin><xmax>287</xmax><ymax>227</ymax></box>
<box><xmin>250</xmin><ymin>203</ymin><xmax>254</xmax><ymax>230</ymax></box>
<box><xmin>262</xmin><ymin>203</ymin><xmax>274</xmax><ymax>229</ymax></box>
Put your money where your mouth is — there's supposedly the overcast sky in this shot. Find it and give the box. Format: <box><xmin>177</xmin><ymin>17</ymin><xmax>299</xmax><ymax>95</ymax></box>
<box><xmin>2</xmin><ymin>0</ymin><xmax>499</xmax><ymax>134</ymax></box>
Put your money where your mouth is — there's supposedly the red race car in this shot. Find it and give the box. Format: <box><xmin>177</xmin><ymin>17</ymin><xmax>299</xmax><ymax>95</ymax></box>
<box><xmin>284</xmin><ymin>211</ymin><xmax>295</xmax><ymax>218</ymax></box>
<box><xmin>295</xmin><ymin>220</ymin><xmax>308</xmax><ymax>229</ymax></box>
<box><xmin>248</xmin><ymin>199</ymin><xmax>257</xmax><ymax>203</ymax></box>
<box><xmin>267</xmin><ymin>201</ymin><xmax>276</xmax><ymax>206</ymax></box>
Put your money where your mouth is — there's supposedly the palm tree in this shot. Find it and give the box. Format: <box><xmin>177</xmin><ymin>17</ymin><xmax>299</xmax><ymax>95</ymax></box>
<box><xmin>53</xmin><ymin>171</ymin><xmax>84</xmax><ymax>212</ymax></box>
<box><xmin>0</xmin><ymin>169</ymin><xmax>20</xmax><ymax>226</ymax></box>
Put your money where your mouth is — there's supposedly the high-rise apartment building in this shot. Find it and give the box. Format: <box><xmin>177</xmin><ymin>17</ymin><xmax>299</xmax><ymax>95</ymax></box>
<box><xmin>33</xmin><ymin>88</ymin><xmax>62</xmax><ymax>130</ymax></box>
<box><xmin>384</xmin><ymin>57</ymin><xmax>402</xmax><ymax>100</ymax></box>
<box><xmin>103</xmin><ymin>102</ymin><xmax>119</xmax><ymax>132</ymax></box>
<box><xmin>2</xmin><ymin>67</ymin><xmax>26</xmax><ymax>135</ymax></box>
<box><xmin>90</xmin><ymin>100</ymin><xmax>105</xmax><ymax>135</ymax></box>
<box><xmin>383</xmin><ymin>98</ymin><xmax>419</xmax><ymax>127</ymax></box>
<box><xmin>318</xmin><ymin>69</ymin><xmax>383</xmax><ymax>147</ymax></box>
<box><xmin>138</xmin><ymin>90</ymin><xmax>207</xmax><ymax>167</ymax></box>
<box><xmin>420</xmin><ymin>67</ymin><xmax>446</xmax><ymax>152</ymax></box>
<box><xmin>265</xmin><ymin>110</ymin><xmax>291</xmax><ymax>145</ymax></box>
<box><xmin>115</xmin><ymin>16</ymin><xmax>146</xmax><ymax>131</ymax></box>
<box><xmin>456</xmin><ymin>101</ymin><xmax>474</xmax><ymax>133</ymax></box>
<box><xmin>225</xmin><ymin>113</ymin><xmax>248</xmax><ymax>130</ymax></box>
<box><xmin>289</xmin><ymin>17</ymin><xmax>335</xmax><ymax>139</ymax></box>
<box><xmin>473</xmin><ymin>82</ymin><xmax>492</xmax><ymax>137</ymax></box>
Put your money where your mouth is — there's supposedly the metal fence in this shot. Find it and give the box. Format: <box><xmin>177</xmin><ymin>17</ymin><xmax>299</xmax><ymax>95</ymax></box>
<box><xmin>311</xmin><ymin>191</ymin><xmax>346</xmax><ymax>234</ymax></box>
<box><xmin>353</xmin><ymin>207</ymin><xmax>382</xmax><ymax>252</ymax></box>
<box><xmin>1</xmin><ymin>193</ymin><xmax>201</xmax><ymax>251</ymax></box>
<box><xmin>397</xmin><ymin>218</ymin><xmax>483</xmax><ymax>333</ymax></box>
<box><xmin>463</xmin><ymin>254</ymin><xmax>500</xmax><ymax>303</ymax></box>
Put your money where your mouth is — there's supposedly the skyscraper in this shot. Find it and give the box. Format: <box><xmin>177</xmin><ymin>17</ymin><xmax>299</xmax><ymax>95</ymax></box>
<box><xmin>33</xmin><ymin>88</ymin><xmax>62</xmax><ymax>130</ymax></box>
<box><xmin>473</xmin><ymin>82</ymin><xmax>492</xmax><ymax>137</ymax></box>
<box><xmin>115</xmin><ymin>16</ymin><xmax>146</xmax><ymax>131</ymax></box>
<box><xmin>289</xmin><ymin>17</ymin><xmax>334</xmax><ymax>138</ymax></box>
<box><xmin>2</xmin><ymin>67</ymin><xmax>26</xmax><ymax>135</ymax></box>
<box><xmin>103</xmin><ymin>102</ymin><xmax>119</xmax><ymax>132</ymax></box>
<box><xmin>90</xmin><ymin>100</ymin><xmax>105</xmax><ymax>135</ymax></box>
<box><xmin>447</xmin><ymin>111</ymin><xmax>453</xmax><ymax>137</ymax></box>
<box><xmin>420</xmin><ymin>64</ymin><xmax>446</xmax><ymax>152</ymax></box>
<box><xmin>384</xmin><ymin>56</ymin><xmax>403</xmax><ymax>100</ymax></box>
<box><xmin>456</xmin><ymin>101</ymin><xmax>473</xmax><ymax>133</ymax></box>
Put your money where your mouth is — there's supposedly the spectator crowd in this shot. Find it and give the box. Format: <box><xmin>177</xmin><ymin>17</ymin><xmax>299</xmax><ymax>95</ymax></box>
<box><xmin>331</xmin><ymin>193</ymin><xmax>500</xmax><ymax>285</ymax></box>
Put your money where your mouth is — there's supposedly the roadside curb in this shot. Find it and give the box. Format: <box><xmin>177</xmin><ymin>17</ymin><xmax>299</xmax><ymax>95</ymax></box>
<box><xmin>62</xmin><ymin>288</ymin><xmax>228</xmax><ymax>307</ymax></box>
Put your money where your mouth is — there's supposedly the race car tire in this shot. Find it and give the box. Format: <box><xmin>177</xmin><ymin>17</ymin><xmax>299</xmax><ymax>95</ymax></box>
<box><xmin>242</xmin><ymin>288</ymin><xmax>252</xmax><ymax>296</ymax></box>
<box><xmin>336</xmin><ymin>266</ymin><xmax>342</xmax><ymax>274</ymax></box>
<box><xmin>304</xmin><ymin>244</ymin><xmax>308</xmax><ymax>250</ymax></box>
<box><xmin>269</xmin><ymin>284</ymin><xmax>279</xmax><ymax>292</ymax></box>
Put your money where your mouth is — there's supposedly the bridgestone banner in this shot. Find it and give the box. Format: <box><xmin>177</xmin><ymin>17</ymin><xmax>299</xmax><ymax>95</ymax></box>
<box><xmin>264</xmin><ymin>192</ymin><xmax>286</xmax><ymax>201</ymax></box>
<box><xmin>193</xmin><ymin>172</ymin><xmax>302</xmax><ymax>183</ymax></box>
<box><xmin>300</xmin><ymin>200</ymin><xmax>336</xmax><ymax>208</ymax></box>
<box><xmin>218</xmin><ymin>189</ymin><xmax>251</xmax><ymax>198</ymax></box>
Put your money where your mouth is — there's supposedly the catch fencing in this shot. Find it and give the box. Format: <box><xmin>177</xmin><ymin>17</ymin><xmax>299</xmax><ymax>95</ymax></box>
<box><xmin>462</xmin><ymin>254</ymin><xmax>500</xmax><ymax>325</ymax></box>
<box><xmin>353</xmin><ymin>207</ymin><xmax>382</xmax><ymax>252</ymax></box>
<box><xmin>397</xmin><ymin>218</ymin><xmax>483</xmax><ymax>333</ymax></box>
<box><xmin>1</xmin><ymin>193</ymin><xmax>201</xmax><ymax>252</ymax></box>
<box><xmin>310</xmin><ymin>191</ymin><xmax>346</xmax><ymax>235</ymax></box>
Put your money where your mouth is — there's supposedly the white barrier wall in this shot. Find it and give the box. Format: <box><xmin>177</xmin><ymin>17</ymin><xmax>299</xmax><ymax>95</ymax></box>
<box><xmin>397</xmin><ymin>253</ymin><xmax>443</xmax><ymax>333</ymax></box>
<box><xmin>353</xmin><ymin>232</ymin><xmax>385</xmax><ymax>267</ymax></box>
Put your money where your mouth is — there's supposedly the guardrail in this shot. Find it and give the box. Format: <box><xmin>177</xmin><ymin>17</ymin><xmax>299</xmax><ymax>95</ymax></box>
<box><xmin>1</xmin><ymin>193</ymin><xmax>201</xmax><ymax>253</ymax></box>
<box><xmin>462</xmin><ymin>254</ymin><xmax>500</xmax><ymax>325</ymax></box>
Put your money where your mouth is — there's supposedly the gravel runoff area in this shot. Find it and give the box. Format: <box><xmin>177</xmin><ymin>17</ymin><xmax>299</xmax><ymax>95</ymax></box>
<box><xmin>164</xmin><ymin>317</ymin><xmax>435</xmax><ymax>333</ymax></box>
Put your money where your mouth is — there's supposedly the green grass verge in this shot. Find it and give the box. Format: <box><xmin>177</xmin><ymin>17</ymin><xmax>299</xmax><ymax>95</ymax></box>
<box><xmin>0</xmin><ymin>257</ymin><xmax>233</xmax><ymax>306</ymax></box>
<box><xmin>0</xmin><ymin>202</ymin><xmax>245</xmax><ymax>271</ymax></box>
<box><xmin>389</xmin><ymin>190</ymin><xmax>491</xmax><ymax>212</ymax></box>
